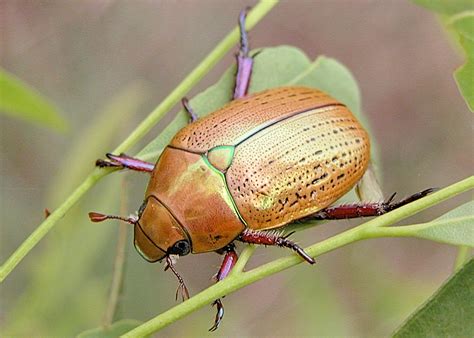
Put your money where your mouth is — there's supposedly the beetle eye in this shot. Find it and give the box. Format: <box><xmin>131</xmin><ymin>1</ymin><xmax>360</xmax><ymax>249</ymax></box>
<box><xmin>169</xmin><ymin>240</ymin><xmax>191</xmax><ymax>256</ymax></box>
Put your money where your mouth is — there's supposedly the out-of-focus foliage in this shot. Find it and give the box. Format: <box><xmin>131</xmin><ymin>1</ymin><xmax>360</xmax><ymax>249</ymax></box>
<box><xmin>77</xmin><ymin>319</ymin><xmax>144</xmax><ymax>338</ymax></box>
<box><xmin>0</xmin><ymin>68</ymin><xmax>68</xmax><ymax>131</ymax></box>
<box><xmin>2</xmin><ymin>84</ymin><xmax>148</xmax><ymax>337</ymax></box>
<box><xmin>394</xmin><ymin>258</ymin><xmax>474</xmax><ymax>337</ymax></box>
<box><xmin>412</xmin><ymin>0</ymin><xmax>474</xmax><ymax>111</ymax></box>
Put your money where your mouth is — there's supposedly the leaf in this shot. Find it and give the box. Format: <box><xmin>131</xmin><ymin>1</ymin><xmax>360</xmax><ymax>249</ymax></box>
<box><xmin>0</xmin><ymin>67</ymin><xmax>68</xmax><ymax>131</ymax></box>
<box><xmin>77</xmin><ymin>319</ymin><xmax>145</xmax><ymax>338</ymax></box>
<box><xmin>138</xmin><ymin>46</ymin><xmax>312</xmax><ymax>160</ymax></box>
<box><xmin>411</xmin><ymin>2</ymin><xmax>474</xmax><ymax>111</ymax></box>
<box><xmin>411</xmin><ymin>0</ymin><xmax>474</xmax><ymax>15</ymax></box>
<box><xmin>454</xmin><ymin>36</ymin><xmax>474</xmax><ymax>112</ymax></box>
<box><xmin>393</xmin><ymin>258</ymin><xmax>474</xmax><ymax>337</ymax></box>
<box><xmin>413</xmin><ymin>201</ymin><xmax>474</xmax><ymax>246</ymax></box>
<box><xmin>449</xmin><ymin>13</ymin><xmax>474</xmax><ymax>41</ymax></box>
<box><xmin>291</xmin><ymin>55</ymin><xmax>361</xmax><ymax>117</ymax></box>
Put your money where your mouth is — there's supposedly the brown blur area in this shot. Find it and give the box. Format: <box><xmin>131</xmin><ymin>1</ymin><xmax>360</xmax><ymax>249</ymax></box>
<box><xmin>1</xmin><ymin>1</ymin><xmax>472</xmax><ymax>337</ymax></box>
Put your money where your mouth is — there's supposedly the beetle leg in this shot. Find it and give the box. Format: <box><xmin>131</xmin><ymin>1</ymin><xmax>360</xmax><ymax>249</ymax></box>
<box><xmin>209</xmin><ymin>244</ymin><xmax>238</xmax><ymax>331</ymax></box>
<box><xmin>181</xmin><ymin>97</ymin><xmax>198</xmax><ymax>123</ymax></box>
<box><xmin>165</xmin><ymin>256</ymin><xmax>190</xmax><ymax>302</ymax></box>
<box><xmin>96</xmin><ymin>153</ymin><xmax>155</xmax><ymax>173</ymax></box>
<box><xmin>233</xmin><ymin>7</ymin><xmax>253</xmax><ymax>99</ymax></box>
<box><xmin>307</xmin><ymin>188</ymin><xmax>437</xmax><ymax>220</ymax></box>
<box><xmin>238</xmin><ymin>229</ymin><xmax>316</xmax><ymax>264</ymax></box>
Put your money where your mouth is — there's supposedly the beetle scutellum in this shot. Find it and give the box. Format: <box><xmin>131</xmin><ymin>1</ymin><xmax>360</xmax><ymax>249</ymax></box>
<box><xmin>89</xmin><ymin>9</ymin><xmax>433</xmax><ymax>331</ymax></box>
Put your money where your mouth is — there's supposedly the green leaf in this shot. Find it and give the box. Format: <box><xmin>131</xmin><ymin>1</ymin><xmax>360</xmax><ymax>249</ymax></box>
<box><xmin>449</xmin><ymin>13</ymin><xmax>474</xmax><ymax>41</ymax></box>
<box><xmin>411</xmin><ymin>2</ymin><xmax>474</xmax><ymax>111</ymax></box>
<box><xmin>393</xmin><ymin>258</ymin><xmax>474</xmax><ymax>337</ymax></box>
<box><xmin>77</xmin><ymin>319</ymin><xmax>145</xmax><ymax>338</ymax></box>
<box><xmin>454</xmin><ymin>36</ymin><xmax>474</xmax><ymax>112</ymax></box>
<box><xmin>138</xmin><ymin>46</ymin><xmax>312</xmax><ymax>161</ymax></box>
<box><xmin>411</xmin><ymin>0</ymin><xmax>474</xmax><ymax>15</ymax></box>
<box><xmin>413</xmin><ymin>201</ymin><xmax>474</xmax><ymax>246</ymax></box>
<box><xmin>0</xmin><ymin>68</ymin><xmax>68</xmax><ymax>131</ymax></box>
<box><xmin>291</xmin><ymin>55</ymin><xmax>361</xmax><ymax>117</ymax></box>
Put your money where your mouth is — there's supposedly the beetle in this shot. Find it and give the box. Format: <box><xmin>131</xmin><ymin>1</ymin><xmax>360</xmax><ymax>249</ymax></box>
<box><xmin>89</xmin><ymin>9</ymin><xmax>433</xmax><ymax>331</ymax></box>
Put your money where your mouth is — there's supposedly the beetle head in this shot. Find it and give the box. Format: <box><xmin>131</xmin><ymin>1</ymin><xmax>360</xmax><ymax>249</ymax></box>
<box><xmin>88</xmin><ymin>195</ymin><xmax>191</xmax><ymax>262</ymax></box>
<box><xmin>134</xmin><ymin>195</ymin><xmax>191</xmax><ymax>262</ymax></box>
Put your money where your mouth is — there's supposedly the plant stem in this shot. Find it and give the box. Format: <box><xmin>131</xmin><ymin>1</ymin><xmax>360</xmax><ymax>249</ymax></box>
<box><xmin>231</xmin><ymin>245</ymin><xmax>256</xmax><ymax>274</ymax></box>
<box><xmin>112</xmin><ymin>0</ymin><xmax>279</xmax><ymax>154</ymax></box>
<box><xmin>0</xmin><ymin>0</ymin><xmax>278</xmax><ymax>283</ymax></box>
<box><xmin>103</xmin><ymin>178</ymin><xmax>129</xmax><ymax>327</ymax></box>
<box><xmin>122</xmin><ymin>176</ymin><xmax>473</xmax><ymax>337</ymax></box>
<box><xmin>0</xmin><ymin>169</ymin><xmax>107</xmax><ymax>282</ymax></box>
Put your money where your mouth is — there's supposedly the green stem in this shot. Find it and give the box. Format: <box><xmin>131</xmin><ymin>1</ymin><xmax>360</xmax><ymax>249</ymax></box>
<box><xmin>112</xmin><ymin>0</ymin><xmax>278</xmax><ymax>154</ymax></box>
<box><xmin>122</xmin><ymin>176</ymin><xmax>473</xmax><ymax>337</ymax></box>
<box><xmin>231</xmin><ymin>245</ymin><xmax>256</xmax><ymax>274</ymax></box>
<box><xmin>0</xmin><ymin>169</ymin><xmax>107</xmax><ymax>282</ymax></box>
<box><xmin>0</xmin><ymin>0</ymin><xmax>278</xmax><ymax>283</ymax></box>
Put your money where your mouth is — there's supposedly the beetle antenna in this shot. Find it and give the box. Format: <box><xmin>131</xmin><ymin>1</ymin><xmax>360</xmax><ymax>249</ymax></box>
<box><xmin>165</xmin><ymin>256</ymin><xmax>190</xmax><ymax>302</ymax></box>
<box><xmin>88</xmin><ymin>212</ymin><xmax>136</xmax><ymax>225</ymax></box>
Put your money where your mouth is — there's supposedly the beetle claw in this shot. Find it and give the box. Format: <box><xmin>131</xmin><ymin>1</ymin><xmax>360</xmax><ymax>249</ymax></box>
<box><xmin>209</xmin><ymin>299</ymin><xmax>224</xmax><ymax>332</ymax></box>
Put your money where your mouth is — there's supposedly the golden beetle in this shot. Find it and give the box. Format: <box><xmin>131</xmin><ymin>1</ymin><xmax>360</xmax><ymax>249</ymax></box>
<box><xmin>89</xmin><ymin>9</ymin><xmax>432</xmax><ymax>331</ymax></box>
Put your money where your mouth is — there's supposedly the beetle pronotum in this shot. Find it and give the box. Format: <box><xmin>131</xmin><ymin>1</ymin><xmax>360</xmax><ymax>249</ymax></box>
<box><xmin>89</xmin><ymin>9</ymin><xmax>433</xmax><ymax>331</ymax></box>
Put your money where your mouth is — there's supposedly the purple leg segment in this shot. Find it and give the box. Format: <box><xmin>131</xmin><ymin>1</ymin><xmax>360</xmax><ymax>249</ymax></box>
<box><xmin>307</xmin><ymin>188</ymin><xmax>436</xmax><ymax>220</ymax></box>
<box><xmin>209</xmin><ymin>246</ymin><xmax>238</xmax><ymax>332</ymax></box>
<box><xmin>233</xmin><ymin>8</ymin><xmax>253</xmax><ymax>99</ymax></box>
<box><xmin>181</xmin><ymin>97</ymin><xmax>198</xmax><ymax>123</ymax></box>
<box><xmin>96</xmin><ymin>153</ymin><xmax>155</xmax><ymax>173</ymax></box>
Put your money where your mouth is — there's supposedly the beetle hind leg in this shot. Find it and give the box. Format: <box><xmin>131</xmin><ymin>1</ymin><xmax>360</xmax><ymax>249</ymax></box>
<box><xmin>306</xmin><ymin>188</ymin><xmax>436</xmax><ymax>220</ymax></box>
<box><xmin>238</xmin><ymin>229</ymin><xmax>316</xmax><ymax>264</ymax></box>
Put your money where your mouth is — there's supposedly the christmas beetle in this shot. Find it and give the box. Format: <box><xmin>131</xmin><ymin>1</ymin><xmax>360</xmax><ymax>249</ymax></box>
<box><xmin>89</xmin><ymin>9</ymin><xmax>433</xmax><ymax>331</ymax></box>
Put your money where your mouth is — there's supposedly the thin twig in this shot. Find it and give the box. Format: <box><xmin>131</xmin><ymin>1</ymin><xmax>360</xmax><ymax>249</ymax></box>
<box><xmin>103</xmin><ymin>178</ymin><xmax>129</xmax><ymax>327</ymax></box>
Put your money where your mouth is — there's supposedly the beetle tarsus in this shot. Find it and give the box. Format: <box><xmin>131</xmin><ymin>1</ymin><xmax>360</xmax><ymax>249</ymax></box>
<box><xmin>308</xmin><ymin>188</ymin><xmax>437</xmax><ymax>220</ymax></box>
<box><xmin>209</xmin><ymin>299</ymin><xmax>224</xmax><ymax>332</ymax></box>
<box><xmin>238</xmin><ymin>229</ymin><xmax>316</xmax><ymax>264</ymax></box>
<box><xmin>181</xmin><ymin>97</ymin><xmax>198</xmax><ymax>123</ymax></box>
<box><xmin>95</xmin><ymin>153</ymin><xmax>155</xmax><ymax>173</ymax></box>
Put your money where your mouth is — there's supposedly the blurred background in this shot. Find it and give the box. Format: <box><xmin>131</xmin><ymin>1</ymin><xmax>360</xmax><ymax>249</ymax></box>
<box><xmin>1</xmin><ymin>0</ymin><xmax>472</xmax><ymax>337</ymax></box>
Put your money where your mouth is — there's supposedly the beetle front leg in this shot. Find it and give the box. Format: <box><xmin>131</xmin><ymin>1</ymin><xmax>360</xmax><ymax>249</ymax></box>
<box><xmin>307</xmin><ymin>188</ymin><xmax>436</xmax><ymax>220</ymax></box>
<box><xmin>238</xmin><ymin>229</ymin><xmax>316</xmax><ymax>264</ymax></box>
<box><xmin>233</xmin><ymin>8</ymin><xmax>253</xmax><ymax>99</ymax></box>
<box><xmin>209</xmin><ymin>245</ymin><xmax>238</xmax><ymax>331</ymax></box>
<box><xmin>96</xmin><ymin>153</ymin><xmax>155</xmax><ymax>173</ymax></box>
